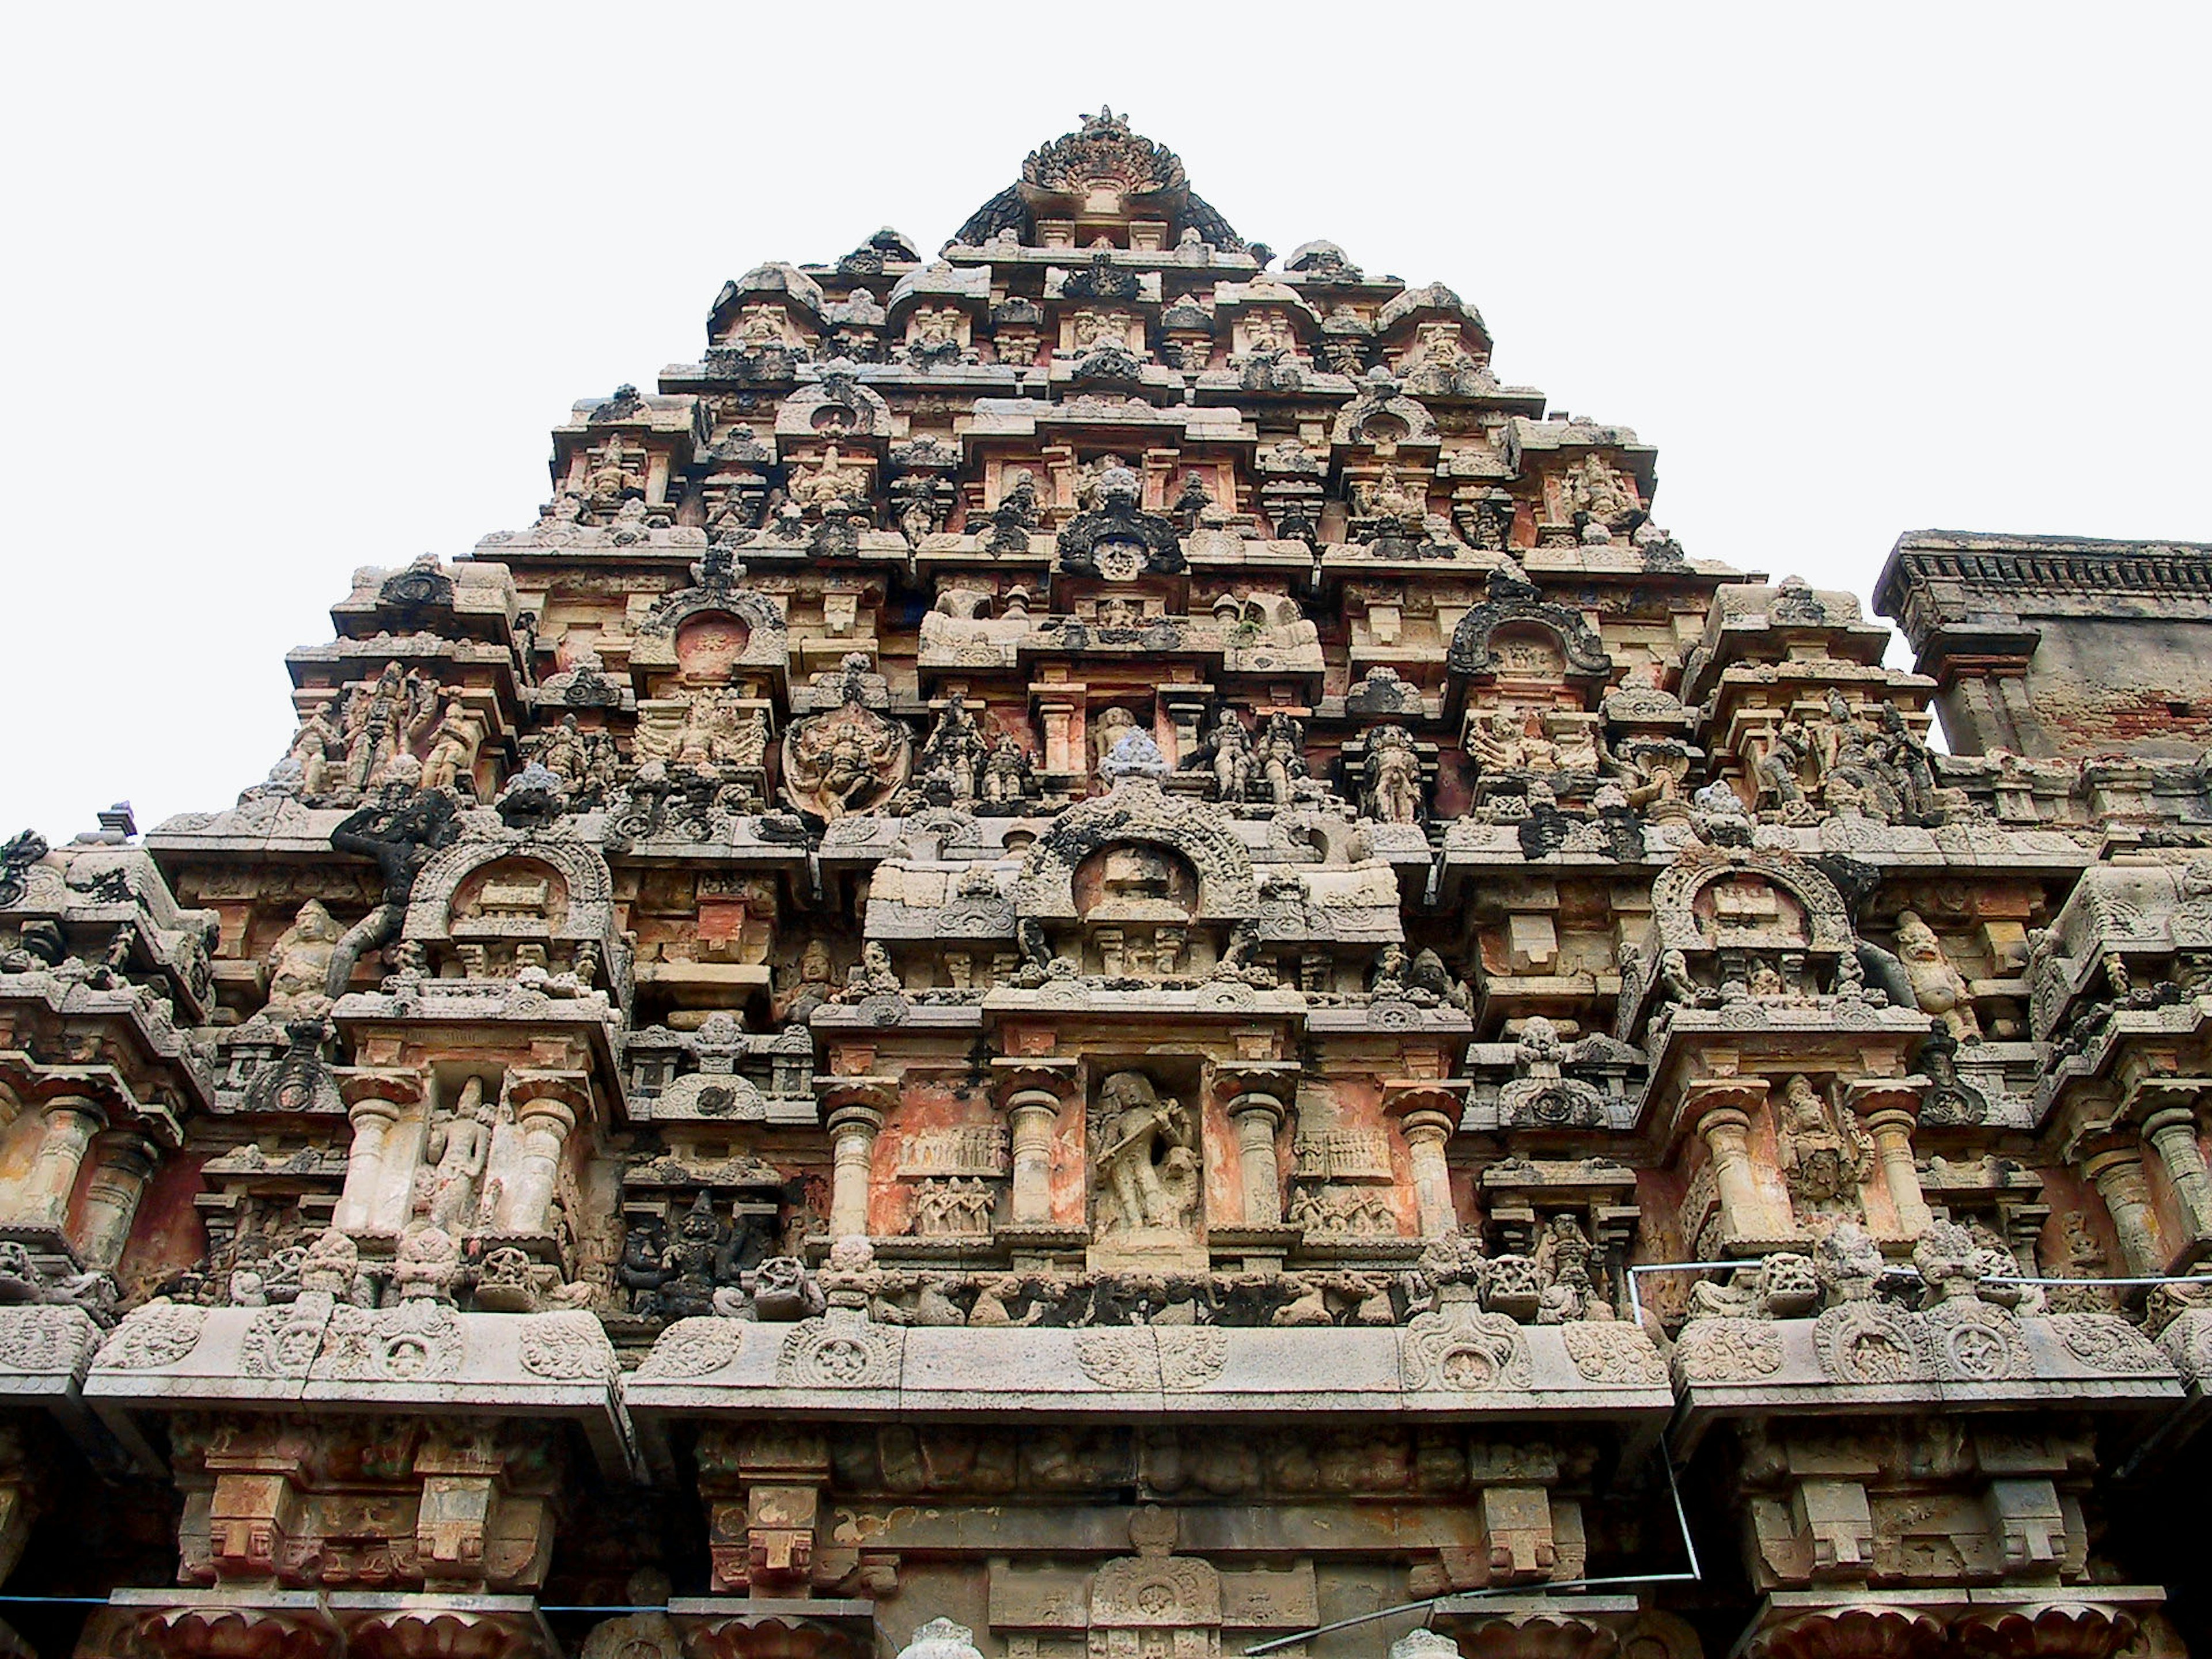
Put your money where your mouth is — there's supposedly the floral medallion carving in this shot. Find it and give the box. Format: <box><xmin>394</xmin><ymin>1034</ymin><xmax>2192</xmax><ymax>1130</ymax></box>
<box><xmin>2050</xmin><ymin>1313</ymin><xmax>2165</xmax><ymax>1374</ymax></box>
<box><xmin>777</xmin><ymin>1312</ymin><xmax>902</xmax><ymax>1388</ymax></box>
<box><xmin>518</xmin><ymin>1312</ymin><xmax>620</xmax><ymax>1381</ymax></box>
<box><xmin>1813</xmin><ymin>1303</ymin><xmax>1929</xmax><ymax>1385</ymax></box>
<box><xmin>1073</xmin><ymin>1327</ymin><xmax>1228</xmax><ymax>1391</ymax></box>
<box><xmin>1926</xmin><ymin>1300</ymin><xmax>2030</xmax><ymax>1382</ymax></box>
<box><xmin>317</xmin><ymin>1301</ymin><xmax>463</xmax><ymax>1382</ymax></box>
<box><xmin>1562</xmin><ymin>1320</ymin><xmax>1667</xmax><ymax>1385</ymax></box>
<box><xmin>1399</xmin><ymin>1306</ymin><xmax>1533</xmax><ymax>1392</ymax></box>
<box><xmin>638</xmin><ymin>1318</ymin><xmax>746</xmax><ymax>1380</ymax></box>
<box><xmin>240</xmin><ymin>1301</ymin><xmax>329</xmax><ymax>1378</ymax></box>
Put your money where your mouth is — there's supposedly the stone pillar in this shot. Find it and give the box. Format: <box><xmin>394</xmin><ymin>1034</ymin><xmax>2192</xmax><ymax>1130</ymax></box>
<box><xmin>1005</xmin><ymin>1090</ymin><xmax>1060</xmax><ymax>1226</ymax></box>
<box><xmin>1402</xmin><ymin>1109</ymin><xmax>1458</xmax><ymax>1237</ymax></box>
<box><xmin>500</xmin><ymin>1096</ymin><xmax>577</xmax><ymax>1235</ymax></box>
<box><xmin>76</xmin><ymin>1131</ymin><xmax>159</xmax><ymax>1270</ymax></box>
<box><xmin>2083</xmin><ymin>1146</ymin><xmax>2162</xmax><ymax>1278</ymax></box>
<box><xmin>1849</xmin><ymin>1080</ymin><xmax>1933</xmax><ymax>1241</ymax></box>
<box><xmin>5</xmin><ymin>1095</ymin><xmax>105</xmax><ymax>1236</ymax></box>
<box><xmin>334</xmin><ymin>1096</ymin><xmax>404</xmax><ymax>1237</ymax></box>
<box><xmin>1863</xmin><ymin>1109</ymin><xmax>1934</xmax><ymax>1239</ymax></box>
<box><xmin>1228</xmin><ymin>1092</ymin><xmax>1285</xmax><ymax>1226</ymax></box>
<box><xmin>1038</xmin><ymin>698</ymin><xmax>1079</xmax><ymax>775</ymax></box>
<box><xmin>1697</xmin><ymin>1108</ymin><xmax>1770</xmax><ymax>1247</ymax></box>
<box><xmin>827</xmin><ymin>1106</ymin><xmax>884</xmax><ymax>1240</ymax></box>
<box><xmin>2143</xmin><ymin>1106</ymin><xmax>2212</xmax><ymax>1255</ymax></box>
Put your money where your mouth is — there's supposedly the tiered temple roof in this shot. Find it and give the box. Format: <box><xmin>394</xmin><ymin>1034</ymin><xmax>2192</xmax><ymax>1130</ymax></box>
<box><xmin>3</xmin><ymin>108</ymin><xmax>2212</xmax><ymax>1659</ymax></box>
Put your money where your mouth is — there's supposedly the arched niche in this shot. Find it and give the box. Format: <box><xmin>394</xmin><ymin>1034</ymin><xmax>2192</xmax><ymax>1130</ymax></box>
<box><xmin>1012</xmin><ymin>783</ymin><xmax>1255</xmax><ymax>922</ymax></box>
<box><xmin>1446</xmin><ymin>599</ymin><xmax>1612</xmax><ymax>683</ymax></box>
<box><xmin>1073</xmin><ymin>843</ymin><xmax>1200</xmax><ymax>924</ymax></box>
<box><xmin>1648</xmin><ymin>850</ymin><xmax>1852</xmax><ymax>957</ymax></box>
<box><xmin>632</xmin><ymin>589</ymin><xmax>789</xmax><ymax>670</ymax></box>
<box><xmin>404</xmin><ymin>837</ymin><xmax>615</xmax><ymax>946</ymax></box>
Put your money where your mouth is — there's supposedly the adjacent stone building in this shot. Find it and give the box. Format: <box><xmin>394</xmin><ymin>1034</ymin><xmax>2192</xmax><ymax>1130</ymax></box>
<box><xmin>3</xmin><ymin>109</ymin><xmax>2208</xmax><ymax>1659</ymax></box>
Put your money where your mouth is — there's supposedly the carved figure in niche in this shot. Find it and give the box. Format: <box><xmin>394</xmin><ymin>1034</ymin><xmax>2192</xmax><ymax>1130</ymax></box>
<box><xmin>911</xmin><ymin>1179</ymin><xmax>996</xmax><ymax>1237</ymax></box>
<box><xmin>1893</xmin><ymin>910</ymin><xmax>1980</xmax><ymax>1040</ymax></box>
<box><xmin>1535</xmin><ymin>1214</ymin><xmax>1608</xmax><ymax>1323</ymax></box>
<box><xmin>1775</xmin><ymin>1074</ymin><xmax>1873</xmax><ymax>1226</ymax></box>
<box><xmin>283</xmin><ymin>697</ymin><xmax>346</xmax><ymax>795</ymax></box>
<box><xmin>1074</xmin><ymin>453</ymin><xmax>1135</xmax><ymax>513</ymax></box>
<box><xmin>622</xmin><ymin>1193</ymin><xmax>764</xmax><ymax>1320</ymax></box>
<box><xmin>322</xmin><ymin>786</ymin><xmax>461</xmax><ymax>999</ymax></box>
<box><xmin>340</xmin><ymin>664</ymin><xmax>406</xmax><ymax>790</ymax></box>
<box><xmin>584</xmin><ymin>432</ymin><xmax>646</xmax><ymax>508</ymax></box>
<box><xmin>774</xmin><ymin>940</ymin><xmax>836</xmax><ymax>1025</ymax></box>
<box><xmin>781</xmin><ymin>698</ymin><xmax>911</xmax><ymax>821</ymax></box>
<box><xmin>1193</xmin><ymin>711</ymin><xmax>1253</xmax><ymax>802</ymax></box>
<box><xmin>423</xmin><ymin>1077</ymin><xmax>495</xmax><ymax>1232</ymax></box>
<box><xmin>354</xmin><ymin>666</ymin><xmax>443</xmax><ymax>791</ymax></box>
<box><xmin>838</xmin><ymin>940</ymin><xmax>902</xmax><ymax>1000</ymax></box>
<box><xmin>419</xmin><ymin>694</ymin><xmax>484</xmax><ymax>793</ymax></box>
<box><xmin>1090</xmin><ymin>1071</ymin><xmax>1198</xmax><ymax>1237</ymax></box>
<box><xmin>892</xmin><ymin>475</ymin><xmax>952</xmax><ymax>548</ymax></box>
<box><xmin>1353</xmin><ymin>464</ymin><xmax>1425</xmax><ymax>529</ymax></box>
<box><xmin>980</xmin><ymin>733</ymin><xmax>1036</xmax><ymax>806</ymax></box>
<box><xmin>1564</xmin><ymin>454</ymin><xmax>1637</xmax><ymax>528</ymax></box>
<box><xmin>1469</xmin><ymin>709</ymin><xmax>1528</xmax><ymax>774</ymax></box>
<box><xmin>1171</xmin><ymin>472</ymin><xmax>1211</xmax><ymax>529</ymax></box>
<box><xmin>788</xmin><ymin>442</ymin><xmax>871</xmax><ymax>510</ymax></box>
<box><xmin>919</xmin><ymin>695</ymin><xmax>990</xmax><ymax>804</ymax></box>
<box><xmin>262</xmin><ymin>900</ymin><xmax>346</xmax><ymax>1020</ymax></box>
<box><xmin>907</xmin><ymin>308</ymin><xmax>964</xmax><ymax>368</ymax></box>
<box><xmin>988</xmin><ymin>469</ymin><xmax>1040</xmax><ymax>552</ymax></box>
<box><xmin>1256</xmin><ymin>711</ymin><xmax>1309</xmax><ymax>805</ymax></box>
<box><xmin>1407</xmin><ymin>948</ymin><xmax>1474</xmax><ymax>1012</ymax></box>
<box><xmin>1754</xmin><ymin>721</ymin><xmax>1810</xmax><ymax>812</ymax></box>
<box><xmin>1363</xmin><ymin>725</ymin><xmax>1422</xmax><ymax>824</ymax></box>
<box><xmin>528</xmin><ymin>714</ymin><xmax>591</xmax><ymax>792</ymax></box>
<box><xmin>1091</xmin><ymin>707</ymin><xmax>1139</xmax><ymax>775</ymax></box>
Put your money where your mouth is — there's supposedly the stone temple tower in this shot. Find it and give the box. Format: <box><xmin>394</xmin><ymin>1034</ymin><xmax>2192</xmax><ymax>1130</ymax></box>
<box><xmin>3</xmin><ymin>107</ymin><xmax>2211</xmax><ymax>1659</ymax></box>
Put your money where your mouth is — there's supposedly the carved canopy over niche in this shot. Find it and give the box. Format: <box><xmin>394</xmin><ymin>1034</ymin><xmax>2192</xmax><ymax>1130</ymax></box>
<box><xmin>1447</xmin><ymin>597</ymin><xmax>1613</xmax><ymax>682</ymax></box>
<box><xmin>1330</xmin><ymin>386</ymin><xmax>1441</xmax><ymax>451</ymax></box>
<box><xmin>631</xmin><ymin>588</ymin><xmax>788</xmax><ymax>671</ymax></box>
<box><xmin>1648</xmin><ymin>850</ymin><xmax>1853</xmax><ymax>958</ymax></box>
<box><xmin>1013</xmin><ymin>783</ymin><xmax>1256</xmax><ymax>922</ymax></box>
<box><xmin>403</xmin><ymin>838</ymin><xmax>616</xmax><ymax>946</ymax></box>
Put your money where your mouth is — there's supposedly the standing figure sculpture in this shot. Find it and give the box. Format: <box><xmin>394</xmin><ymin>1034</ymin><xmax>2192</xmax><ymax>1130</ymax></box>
<box><xmin>1091</xmin><ymin>1071</ymin><xmax>1198</xmax><ymax>1236</ymax></box>
<box><xmin>425</xmin><ymin>1077</ymin><xmax>495</xmax><ymax>1233</ymax></box>
<box><xmin>1363</xmin><ymin>725</ymin><xmax>1422</xmax><ymax>825</ymax></box>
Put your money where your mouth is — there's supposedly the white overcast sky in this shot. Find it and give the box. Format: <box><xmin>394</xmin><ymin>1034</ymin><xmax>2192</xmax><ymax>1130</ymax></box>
<box><xmin>2</xmin><ymin>3</ymin><xmax>2206</xmax><ymax>840</ymax></box>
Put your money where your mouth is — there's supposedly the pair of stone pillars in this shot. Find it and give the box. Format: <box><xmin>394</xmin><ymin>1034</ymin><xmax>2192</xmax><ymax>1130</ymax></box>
<box><xmin>821</xmin><ymin>1077</ymin><xmax>1298</xmax><ymax>1242</ymax></box>
<box><xmin>2080</xmin><ymin>1093</ymin><xmax>2212</xmax><ymax>1277</ymax></box>
<box><xmin>0</xmin><ymin>1090</ymin><xmax>158</xmax><ymax>1269</ymax></box>
<box><xmin>335</xmin><ymin>1074</ymin><xmax>579</xmax><ymax>1238</ymax></box>
<box><xmin>1681</xmin><ymin>1075</ymin><xmax>1934</xmax><ymax>1248</ymax></box>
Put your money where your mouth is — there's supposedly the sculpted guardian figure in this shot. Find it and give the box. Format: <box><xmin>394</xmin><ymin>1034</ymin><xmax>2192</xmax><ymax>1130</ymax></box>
<box><xmin>321</xmin><ymin>786</ymin><xmax>460</xmax><ymax>1000</ymax></box>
